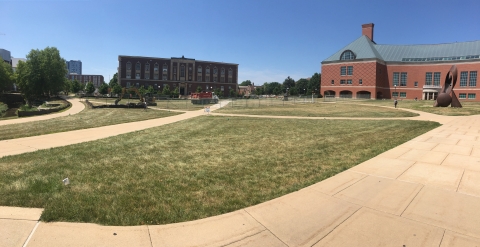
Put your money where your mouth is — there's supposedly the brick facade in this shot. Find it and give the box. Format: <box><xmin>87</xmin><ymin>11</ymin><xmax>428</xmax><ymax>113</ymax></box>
<box><xmin>118</xmin><ymin>56</ymin><xmax>239</xmax><ymax>97</ymax></box>
<box><xmin>67</xmin><ymin>74</ymin><xmax>104</xmax><ymax>88</ymax></box>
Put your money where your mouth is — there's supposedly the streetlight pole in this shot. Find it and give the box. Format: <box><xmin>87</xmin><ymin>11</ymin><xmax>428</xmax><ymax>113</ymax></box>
<box><xmin>395</xmin><ymin>85</ymin><xmax>397</xmax><ymax>99</ymax></box>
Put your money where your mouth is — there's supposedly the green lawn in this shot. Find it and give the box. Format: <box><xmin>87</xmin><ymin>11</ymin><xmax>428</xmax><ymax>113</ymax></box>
<box><xmin>0</xmin><ymin>106</ymin><xmax>180</xmax><ymax>141</ymax></box>
<box><xmin>215</xmin><ymin>101</ymin><xmax>418</xmax><ymax>118</ymax></box>
<box><xmin>0</xmin><ymin>116</ymin><xmax>439</xmax><ymax>226</ymax></box>
<box><xmin>349</xmin><ymin>99</ymin><xmax>480</xmax><ymax>116</ymax></box>
<box><xmin>86</xmin><ymin>98</ymin><xmax>215</xmax><ymax>111</ymax></box>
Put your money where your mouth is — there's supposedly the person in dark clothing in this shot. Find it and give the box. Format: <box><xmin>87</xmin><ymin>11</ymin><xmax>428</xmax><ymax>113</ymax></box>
<box><xmin>394</xmin><ymin>99</ymin><xmax>398</xmax><ymax>108</ymax></box>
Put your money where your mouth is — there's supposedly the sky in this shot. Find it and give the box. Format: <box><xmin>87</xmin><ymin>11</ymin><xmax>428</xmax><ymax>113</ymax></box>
<box><xmin>1</xmin><ymin>0</ymin><xmax>479</xmax><ymax>85</ymax></box>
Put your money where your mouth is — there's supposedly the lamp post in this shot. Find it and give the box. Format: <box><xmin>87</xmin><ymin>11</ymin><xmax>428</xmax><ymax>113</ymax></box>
<box><xmin>395</xmin><ymin>85</ymin><xmax>397</xmax><ymax>99</ymax></box>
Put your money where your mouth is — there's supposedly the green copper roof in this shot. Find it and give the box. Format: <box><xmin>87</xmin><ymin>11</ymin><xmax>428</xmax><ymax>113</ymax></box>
<box><xmin>323</xmin><ymin>36</ymin><xmax>480</xmax><ymax>63</ymax></box>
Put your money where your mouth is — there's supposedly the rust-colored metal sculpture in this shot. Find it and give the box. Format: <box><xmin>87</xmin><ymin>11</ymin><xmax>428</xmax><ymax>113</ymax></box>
<box><xmin>434</xmin><ymin>65</ymin><xmax>462</xmax><ymax>108</ymax></box>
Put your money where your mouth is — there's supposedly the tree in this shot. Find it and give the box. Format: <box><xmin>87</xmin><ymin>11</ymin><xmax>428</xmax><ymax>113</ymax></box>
<box><xmin>71</xmin><ymin>79</ymin><xmax>81</xmax><ymax>93</ymax></box>
<box><xmin>147</xmin><ymin>85</ymin><xmax>155</xmax><ymax>94</ymax></box>
<box><xmin>15</xmin><ymin>47</ymin><xmax>67</xmax><ymax>105</ymax></box>
<box><xmin>109</xmin><ymin>73</ymin><xmax>118</xmax><ymax>88</ymax></box>
<box><xmin>99</xmin><ymin>82</ymin><xmax>109</xmax><ymax>95</ymax></box>
<box><xmin>229</xmin><ymin>88</ymin><xmax>236</xmax><ymax>97</ymax></box>
<box><xmin>138</xmin><ymin>85</ymin><xmax>146</xmax><ymax>95</ymax></box>
<box><xmin>196</xmin><ymin>86</ymin><xmax>202</xmax><ymax>93</ymax></box>
<box><xmin>263</xmin><ymin>82</ymin><xmax>281</xmax><ymax>95</ymax></box>
<box><xmin>295</xmin><ymin>78</ymin><xmax>309</xmax><ymax>96</ymax></box>
<box><xmin>0</xmin><ymin>60</ymin><xmax>14</xmax><ymax>92</ymax></box>
<box><xmin>214</xmin><ymin>88</ymin><xmax>222</xmax><ymax>97</ymax></box>
<box><xmin>171</xmin><ymin>87</ymin><xmax>179</xmax><ymax>98</ymax></box>
<box><xmin>282</xmin><ymin>76</ymin><xmax>295</xmax><ymax>90</ymax></box>
<box><xmin>255</xmin><ymin>87</ymin><xmax>263</xmax><ymax>96</ymax></box>
<box><xmin>162</xmin><ymin>84</ymin><xmax>171</xmax><ymax>96</ymax></box>
<box><xmin>309</xmin><ymin>73</ymin><xmax>321</xmax><ymax>95</ymax></box>
<box><xmin>85</xmin><ymin>82</ymin><xmax>95</xmax><ymax>94</ymax></box>
<box><xmin>240</xmin><ymin>80</ymin><xmax>252</xmax><ymax>86</ymax></box>
<box><xmin>63</xmin><ymin>79</ymin><xmax>72</xmax><ymax>95</ymax></box>
<box><xmin>112</xmin><ymin>84</ymin><xmax>122</xmax><ymax>95</ymax></box>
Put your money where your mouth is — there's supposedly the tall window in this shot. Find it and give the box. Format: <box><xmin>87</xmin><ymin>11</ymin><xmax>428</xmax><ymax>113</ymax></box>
<box><xmin>425</xmin><ymin>72</ymin><xmax>432</xmax><ymax>85</ymax></box>
<box><xmin>340</xmin><ymin>50</ymin><xmax>355</xmax><ymax>60</ymax></box>
<box><xmin>228</xmin><ymin>68</ymin><xmax>233</xmax><ymax>83</ymax></box>
<box><xmin>206</xmin><ymin>67</ymin><xmax>210</xmax><ymax>82</ymax></box>
<box><xmin>221</xmin><ymin>68</ymin><xmax>225</xmax><ymax>82</ymax></box>
<box><xmin>154</xmin><ymin>63</ymin><xmax>159</xmax><ymax>80</ymax></box>
<box><xmin>126</xmin><ymin>62</ymin><xmax>132</xmax><ymax>79</ymax></box>
<box><xmin>469</xmin><ymin>71</ymin><xmax>477</xmax><ymax>87</ymax></box>
<box><xmin>127</xmin><ymin>62</ymin><xmax>132</xmax><ymax>70</ymax></box>
<box><xmin>347</xmin><ymin>66</ymin><xmax>353</xmax><ymax>75</ymax></box>
<box><xmin>180</xmin><ymin>65</ymin><xmax>185</xmax><ymax>77</ymax></box>
<box><xmin>400</xmin><ymin>72</ymin><xmax>407</xmax><ymax>86</ymax></box>
<box><xmin>340</xmin><ymin>67</ymin><xmax>346</xmax><ymax>76</ymax></box>
<box><xmin>460</xmin><ymin>71</ymin><xmax>468</xmax><ymax>87</ymax></box>
<box><xmin>135</xmin><ymin>62</ymin><xmax>141</xmax><ymax>71</ymax></box>
<box><xmin>135</xmin><ymin>62</ymin><xmax>141</xmax><ymax>79</ymax></box>
<box><xmin>145</xmin><ymin>63</ymin><xmax>150</xmax><ymax>79</ymax></box>
<box><xmin>359</xmin><ymin>79</ymin><xmax>362</xmax><ymax>85</ymax></box>
<box><xmin>434</xmin><ymin>72</ymin><xmax>441</xmax><ymax>86</ymax></box>
<box><xmin>197</xmin><ymin>66</ymin><xmax>202</xmax><ymax>82</ymax></box>
<box><xmin>393</xmin><ymin>72</ymin><xmax>399</xmax><ymax>86</ymax></box>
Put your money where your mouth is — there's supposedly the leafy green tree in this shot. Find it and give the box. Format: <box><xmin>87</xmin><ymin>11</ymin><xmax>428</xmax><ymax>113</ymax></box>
<box><xmin>71</xmin><ymin>79</ymin><xmax>81</xmax><ymax>93</ymax></box>
<box><xmin>214</xmin><ymin>88</ymin><xmax>222</xmax><ymax>97</ymax></box>
<box><xmin>0</xmin><ymin>60</ymin><xmax>14</xmax><ymax>92</ymax></box>
<box><xmin>240</xmin><ymin>80</ymin><xmax>252</xmax><ymax>86</ymax></box>
<box><xmin>263</xmin><ymin>82</ymin><xmax>281</xmax><ymax>95</ymax></box>
<box><xmin>99</xmin><ymin>82</ymin><xmax>109</xmax><ymax>95</ymax></box>
<box><xmin>138</xmin><ymin>85</ymin><xmax>146</xmax><ymax>95</ymax></box>
<box><xmin>255</xmin><ymin>87</ymin><xmax>263</xmax><ymax>96</ymax></box>
<box><xmin>15</xmin><ymin>47</ymin><xmax>67</xmax><ymax>105</ymax></box>
<box><xmin>112</xmin><ymin>84</ymin><xmax>123</xmax><ymax>95</ymax></box>
<box><xmin>162</xmin><ymin>84</ymin><xmax>171</xmax><ymax>96</ymax></box>
<box><xmin>196</xmin><ymin>86</ymin><xmax>202</xmax><ymax>93</ymax></box>
<box><xmin>109</xmin><ymin>73</ymin><xmax>118</xmax><ymax>88</ymax></box>
<box><xmin>295</xmin><ymin>78</ymin><xmax>309</xmax><ymax>95</ymax></box>
<box><xmin>282</xmin><ymin>76</ymin><xmax>295</xmax><ymax>90</ymax></box>
<box><xmin>229</xmin><ymin>88</ymin><xmax>236</xmax><ymax>97</ymax></box>
<box><xmin>147</xmin><ymin>85</ymin><xmax>155</xmax><ymax>94</ymax></box>
<box><xmin>85</xmin><ymin>82</ymin><xmax>95</xmax><ymax>94</ymax></box>
<box><xmin>308</xmin><ymin>73</ymin><xmax>321</xmax><ymax>95</ymax></box>
<box><xmin>171</xmin><ymin>87</ymin><xmax>179</xmax><ymax>98</ymax></box>
<box><xmin>273</xmin><ymin>86</ymin><xmax>282</xmax><ymax>95</ymax></box>
<box><xmin>63</xmin><ymin>79</ymin><xmax>72</xmax><ymax>95</ymax></box>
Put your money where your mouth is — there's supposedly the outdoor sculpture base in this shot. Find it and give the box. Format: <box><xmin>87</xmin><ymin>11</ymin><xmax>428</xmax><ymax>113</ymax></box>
<box><xmin>434</xmin><ymin>65</ymin><xmax>462</xmax><ymax>108</ymax></box>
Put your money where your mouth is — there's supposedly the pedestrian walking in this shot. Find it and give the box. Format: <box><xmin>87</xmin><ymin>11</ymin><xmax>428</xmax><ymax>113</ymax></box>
<box><xmin>144</xmin><ymin>98</ymin><xmax>147</xmax><ymax>111</ymax></box>
<box><xmin>394</xmin><ymin>99</ymin><xmax>398</xmax><ymax>108</ymax></box>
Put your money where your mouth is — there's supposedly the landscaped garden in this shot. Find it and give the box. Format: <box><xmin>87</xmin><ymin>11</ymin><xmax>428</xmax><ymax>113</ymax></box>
<box><xmin>0</xmin><ymin>116</ymin><xmax>439</xmax><ymax>226</ymax></box>
<box><xmin>0</xmin><ymin>106</ymin><xmax>180</xmax><ymax>141</ymax></box>
<box><xmin>86</xmin><ymin>97</ymin><xmax>215</xmax><ymax>111</ymax></box>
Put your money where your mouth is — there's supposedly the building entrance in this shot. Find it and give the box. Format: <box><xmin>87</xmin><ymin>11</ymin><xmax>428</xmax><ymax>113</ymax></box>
<box><xmin>423</xmin><ymin>92</ymin><xmax>438</xmax><ymax>100</ymax></box>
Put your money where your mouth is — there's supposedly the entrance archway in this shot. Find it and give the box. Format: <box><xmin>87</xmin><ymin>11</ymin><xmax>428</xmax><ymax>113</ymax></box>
<box><xmin>357</xmin><ymin>91</ymin><xmax>371</xmax><ymax>99</ymax></box>
<box><xmin>339</xmin><ymin>90</ymin><xmax>353</xmax><ymax>98</ymax></box>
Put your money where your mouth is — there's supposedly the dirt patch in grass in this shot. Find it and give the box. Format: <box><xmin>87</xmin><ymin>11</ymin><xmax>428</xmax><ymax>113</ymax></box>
<box><xmin>216</xmin><ymin>102</ymin><xmax>418</xmax><ymax>118</ymax></box>
<box><xmin>0</xmin><ymin>106</ymin><xmax>180</xmax><ymax>141</ymax></box>
<box><xmin>0</xmin><ymin>116</ymin><xmax>439</xmax><ymax>225</ymax></box>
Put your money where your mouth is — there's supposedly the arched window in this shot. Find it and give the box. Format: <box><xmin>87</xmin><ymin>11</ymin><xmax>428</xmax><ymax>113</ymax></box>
<box><xmin>145</xmin><ymin>63</ymin><xmax>150</xmax><ymax>71</ymax></box>
<box><xmin>180</xmin><ymin>65</ymin><xmax>185</xmax><ymax>77</ymax></box>
<box><xmin>220</xmin><ymin>68</ymin><xmax>225</xmax><ymax>82</ymax></box>
<box><xmin>221</xmin><ymin>68</ymin><xmax>225</xmax><ymax>75</ymax></box>
<box><xmin>135</xmin><ymin>62</ymin><xmax>141</xmax><ymax>70</ymax></box>
<box><xmin>197</xmin><ymin>66</ymin><xmax>202</xmax><ymax>82</ymax></box>
<box><xmin>126</xmin><ymin>62</ymin><xmax>132</xmax><ymax>70</ymax></box>
<box><xmin>340</xmin><ymin>50</ymin><xmax>355</xmax><ymax>60</ymax></box>
<box><xmin>154</xmin><ymin>63</ymin><xmax>159</xmax><ymax>80</ymax></box>
<box><xmin>163</xmin><ymin>64</ymin><xmax>168</xmax><ymax>73</ymax></box>
<box><xmin>145</xmin><ymin>63</ymin><xmax>150</xmax><ymax>79</ymax></box>
<box><xmin>228</xmin><ymin>68</ymin><xmax>233</xmax><ymax>83</ymax></box>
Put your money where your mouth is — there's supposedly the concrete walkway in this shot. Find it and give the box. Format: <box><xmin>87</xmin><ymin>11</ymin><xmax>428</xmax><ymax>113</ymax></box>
<box><xmin>0</xmin><ymin>97</ymin><xmax>85</xmax><ymax>126</ymax></box>
<box><xmin>3</xmin><ymin>105</ymin><xmax>480</xmax><ymax>246</ymax></box>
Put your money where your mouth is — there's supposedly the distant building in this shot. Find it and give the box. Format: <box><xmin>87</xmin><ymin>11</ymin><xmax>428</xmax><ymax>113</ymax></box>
<box><xmin>321</xmin><ymin>23</ymin><xmax>480</xmax><ymax>101</ymax></box>
<box><xmin>238</xmin><ymin>83</ymin><xmax>261</xmax><ymax>96</ymax></box>
<box><xmin>67</xmin><ymin>74</ymin><xmax>104</xmax><ymax>88</ymax></box>
<box><xmin>0</xmin><ymin>49</ymin><xmax>12</xmax><ymax>65</ymax></box>
<box><xmin>11</xmin><ymin>58</ymin><xmax>26</xmax><ymax>73</ymax></box>
<box><xmin>66</xmin><ymin>60</ymin><xmax>82</xmax><ymax>75</ymax></box>
<box><xmin>117</xmin><ymin>55</ymin><xmax>239</xmax><ymax>97</ymax></box>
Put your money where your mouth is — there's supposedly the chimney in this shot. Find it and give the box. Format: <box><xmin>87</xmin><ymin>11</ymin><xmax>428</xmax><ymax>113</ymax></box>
<box><xmin>362</xmin><ymin>23</ymin><xmax>374</xmax><ymax>42</ymax></box>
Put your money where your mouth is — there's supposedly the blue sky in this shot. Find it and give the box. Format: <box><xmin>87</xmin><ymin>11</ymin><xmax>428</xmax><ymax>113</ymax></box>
<box><xmin>1</xmin><ymin>0</ymin><xmax>479</xmax><ymax>84</ymax></box>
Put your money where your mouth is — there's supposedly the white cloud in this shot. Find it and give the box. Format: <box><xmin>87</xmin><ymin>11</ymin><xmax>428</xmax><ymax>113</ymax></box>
<box><xmin>239</xmin><ymin>67</ymin><xmax>307</xmax><ymax>85</ymax></box>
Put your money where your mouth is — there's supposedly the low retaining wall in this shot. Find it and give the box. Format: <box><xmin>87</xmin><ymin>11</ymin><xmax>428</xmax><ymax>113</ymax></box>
<box><xmin>18</xmin><ymin>100</ymin><xmax>71</xmax><ymax>117</ymax></box>
<box><xmin>84</xmin><ymin>100</ymin><xmax>147</xmax><ymax>109</ymax></box>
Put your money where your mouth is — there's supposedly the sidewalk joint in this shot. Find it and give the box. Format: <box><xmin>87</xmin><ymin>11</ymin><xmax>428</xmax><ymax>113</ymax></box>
<box><xmin>400</xmin><ymin>184</ymin><xmax>424</xmax><ymax>217</ymax></box>
<box><xmin>22</xmin><ymin>220</ymin><xmax>40</xmax><ymax>247</ymax></box>
<box><xmin>456</xmin><ymin>169</ymin><xmax>466</xmax><ymax>192</ymax></box>
<box><xmin>310</xmin><ymin>207</ymin><xmax>362</xmax><ymax>247</ymax></box>
<box><xmin>243</xmin><ymin>209</ymin><xmax>290</xmax><ymax>247</ymax></box>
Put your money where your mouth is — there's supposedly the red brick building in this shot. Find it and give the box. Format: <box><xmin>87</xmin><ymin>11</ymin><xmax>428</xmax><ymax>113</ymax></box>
<box><xmin>117</xmin><ymin>55</ymin><xmax>239</xmax><ymax>97</ymax></box>
<box><xmin>321</xmin><ymin>23</ymin><xmax>480</xmax><ymax>101</ymax></box>
<box><xmin>67</xmin><ymin>74</ymin><xmax>105</xmax><ymax>88</ymax></box>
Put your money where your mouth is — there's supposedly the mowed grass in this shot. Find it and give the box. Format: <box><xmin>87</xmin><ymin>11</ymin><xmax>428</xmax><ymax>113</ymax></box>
<box><xmin>216</xmin><ymin>101</ymin><xmax>418</xmax><ymax>118</ymax></box>
<box><xmin>354</xmin><ymin>99</ymin><xmax>480</xmax><ymax>116</ymax></box>
<box><xmin>0</xmin><ymin>106</ymin><xmax>180</xmax><ymax>141</ymax></box>
<box><xmin>0</xmin><ymin>116</ymin><xmax>439</xmax><ymax>226</ymax></box>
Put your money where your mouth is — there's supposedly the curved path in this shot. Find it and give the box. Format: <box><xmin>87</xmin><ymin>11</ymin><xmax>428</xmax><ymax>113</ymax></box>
<box><xmin>0</xmin><ymin>97</ymin><xmax>85</xmax><ymax>126</ymax></box>
<box><xmin>3</xmin><ymin>103</ymin><xmax>480</xmax><ymax>246</ymax></box>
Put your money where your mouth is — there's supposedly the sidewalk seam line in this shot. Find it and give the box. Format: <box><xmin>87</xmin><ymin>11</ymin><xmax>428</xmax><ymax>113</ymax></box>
<box><xmin>310</xmin><ymin>206</ymin><xmax>362</xmax><ymax>247</ymax></box>
<box><xmin>146</xmin><ymin>225</ymin><xmax>154</xmax><ymax>247</ymax></box>
<box><xmin>456</xmin><ymin>169</ymin><xmax>466</xmax><ymax>192</ymax></box>
<box><xmin>438</xmin><ymin>229</ymin><xmax>446</xmax><ymax>247</ymax></box>
<box><xmin>400</xmin><ymin>184</ymin><xmax>424</xmax><ymax>217</ymax></box>
<box><xmin>395</xmin><ymin>161</ymin><xmax>417</xmax><ymax>180</ymax></box>
<box><xmin>220</xmin><ymin>230</ymin><xmax>267</xmax><ymax>247</ymax></box>
<box><xmin>243</xmin><ymin>209</ymin><xmax>290</xmax><ymax>247</ymax></box>
<box><xmin>22</xmin><ymin>220</ymin><xmax>40</xmax><ymax>247</ymax></box>
<box><xmin>332</xmin><ymin>174</ymin><xmax>369</xmax><ymax>196</ymax></box>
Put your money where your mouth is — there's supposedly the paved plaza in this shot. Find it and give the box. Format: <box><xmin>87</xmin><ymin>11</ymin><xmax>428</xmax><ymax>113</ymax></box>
<box><xmin>2</xmin><ymin>99</ymin><xmax>480</xmax><ymax>246</ymax></box>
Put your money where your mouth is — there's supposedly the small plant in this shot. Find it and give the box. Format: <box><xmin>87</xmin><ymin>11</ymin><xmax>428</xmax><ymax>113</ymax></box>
<box><xmin>19</xmin><ymin>104</ymin><xmax>38</xmax><ymax>112</ymax></box>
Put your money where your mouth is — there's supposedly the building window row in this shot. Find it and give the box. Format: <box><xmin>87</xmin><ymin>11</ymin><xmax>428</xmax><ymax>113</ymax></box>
<box><xmin>392</xmin><ymin>92</ymin><xmax>407</xmax><ymax>98</ymax></box>
<box><xmin>340</xmin><ymin>66</ymin><xmax>353</xmax><ymax>76</ymax></box>
<box><xmin>332</xmin><ymin>79</ymin><xmax>363</xmax><ymax>85</ymax></box>
<box><xmin>459</xmin><ymin>71</ymin><xmax>477</xmax><ymax>87</ymax></box>
<box><xmin>459</xmin><ymin>93</ymin><xmax>476</xmax><ymax>99</ymax></box>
